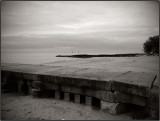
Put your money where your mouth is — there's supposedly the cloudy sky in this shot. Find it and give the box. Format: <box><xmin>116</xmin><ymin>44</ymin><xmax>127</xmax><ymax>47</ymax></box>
<box><xmin>1</xmin><ymin>1</ymin><xmax>159</xmax><ymax>54</ymax></box>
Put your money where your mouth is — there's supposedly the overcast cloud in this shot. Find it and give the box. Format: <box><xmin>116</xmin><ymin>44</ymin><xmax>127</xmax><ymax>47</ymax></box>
<box><xmin>1</xmin><ymin>1</ymin><xmax>159</xmax><ymax>54</ymax></box>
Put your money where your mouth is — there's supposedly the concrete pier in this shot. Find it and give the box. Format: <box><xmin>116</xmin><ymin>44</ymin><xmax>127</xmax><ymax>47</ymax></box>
<box><xmin>1</xmin><ymin>63</ymin><xmax>159</xmax><ymax>118</ymax></box>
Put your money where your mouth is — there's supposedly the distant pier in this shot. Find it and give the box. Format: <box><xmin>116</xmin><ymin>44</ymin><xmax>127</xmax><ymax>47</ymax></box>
<box><xmin>56</xmin><ymin>53</ymin><xmax>145</xmax><ymax>58</ymax></box>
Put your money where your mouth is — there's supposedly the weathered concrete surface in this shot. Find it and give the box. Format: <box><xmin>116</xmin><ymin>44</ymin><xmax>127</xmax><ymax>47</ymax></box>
<box><xmin>1</xmin><ymin>63</ymin><xmax>157</xmax><ymax>98</ymax></box>
<box><xmin>112</xmin><ymin>72</ymin><xmax>157</xmax><ymax>97</ymax></box>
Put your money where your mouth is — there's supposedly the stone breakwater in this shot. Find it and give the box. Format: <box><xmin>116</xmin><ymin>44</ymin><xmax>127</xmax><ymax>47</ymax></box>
<box><xmin>56</xmin><ymin>53</ymin><xmax>145</xmax><ymax>58</ymax></box>
<box><xmin>1</xmin><ymin>63</ymin><xmax>159</xmax><ymax>119</ymax></box>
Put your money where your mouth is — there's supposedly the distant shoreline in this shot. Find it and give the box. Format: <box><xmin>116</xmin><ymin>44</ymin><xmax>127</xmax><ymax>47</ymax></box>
<box><xmin>56</xmin><ymin>53</ymin><xmax>146</xmax><ymax>58</ymax></box>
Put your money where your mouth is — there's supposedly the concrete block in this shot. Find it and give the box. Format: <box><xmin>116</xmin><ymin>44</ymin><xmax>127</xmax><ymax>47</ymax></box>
<box><xmin>114</xmin><ymin>91</ymin><xmax>146</xmax><ymax>106</ymax></box>
<box><xmin>27</xmin><ymin>81</ymin><xmax>32</xmax><ymax>86</ymax></box>
<box><xmin>33</xmin><ymin>81</ymin><xmax>43</xmax><ymax>90</ymax></box>
<box><xmin>147</xmin><ymin>85</ymin><xmax>159</xmax><ymax>119</ymax></box>
<box><xmin>17</xmin><ymin>80</ymin><xmax>25</xmax><ymax>93</ymax></box>
<box><xmin>44</xmin><ymin>83</ymin><xmax>60</xmax><ymax>90</ymax></box>
<box><xmin>1</xmin><ymin>83</ymin><xmax>9</xmax><ymax>93</ymax></box>
<box><xmin>28</xmin><ymin>86</ymin><xmax>32</xmax><ymax>95</ymax></box>
<box><xmin>101</xmin><ymin>101</ymin><xmax>128</xmax><ymax>115</ymax></box>
<box><xmin>131</xmin><ymin>95</ymin><xmax>146</xmax><ymax>106</ymax></box>
<box><xmin>61</xmin><ymin>85</ymin><xmax>117</xmax><ymax>103</ymax></box>
<box><xmin>75</xmin><ymin>94</ymin><xmax>80</xmax><ymax>104</ymax></box>
<box><xmin>55</xmin><ymin>91</ymin><xmax>61</xmax><ymax>100</ymax></box>
<box><xmin>61</xmin><ymin>76</ymin><xmax>112</xmax><ymax>91</ymax></box>
<box><xmin>85</xmin><ymin>96</ymin><xmax>92</xmax><ymax>106</ymax></box>
<box><xmin>64</xmin><ymin>92</ymin><xmax>70</xmax><ymax>101</ymax></box>
<box><xmin>32</xmin><ymin>89</ymin><xmax>41</xmax><ymax>98</ymax></box>
<box><xmin>61</xmin><ymin>85</ymin><xmax>146</xmax><ymax>106</ymax></box>
<box><xmin>18</xmin><ymin>83</ymin><xmax>22</xmax><ymax>93</ymax></box>
<box><xmin>112</xmin><ymin>72</ymin><xmax>156</xmax><ymax>97</ymax></box>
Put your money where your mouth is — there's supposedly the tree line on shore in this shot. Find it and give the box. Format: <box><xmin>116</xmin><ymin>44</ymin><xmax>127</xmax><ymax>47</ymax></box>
<box><xmin>143</xmin><ymin>35</ymin><xmax>159</xmax><ymax>55</ymax></box>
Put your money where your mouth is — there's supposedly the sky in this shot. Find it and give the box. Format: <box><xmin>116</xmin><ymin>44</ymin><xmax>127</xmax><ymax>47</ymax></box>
<box><xmin>1</xmin><ymin>1</ymin><xmax>159</xmax><ymax>54</ymax></box>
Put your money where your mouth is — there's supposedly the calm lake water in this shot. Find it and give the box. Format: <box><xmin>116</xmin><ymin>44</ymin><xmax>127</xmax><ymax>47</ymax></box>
<box><xmin>1</xmin><ymin>52</ymin><xmax>76</xmax><ymax>65</ymax></box>
<box><xmin>1</xmin><ymin>52</ymin><xmax>135</xmax><ymax>65</ymax></box>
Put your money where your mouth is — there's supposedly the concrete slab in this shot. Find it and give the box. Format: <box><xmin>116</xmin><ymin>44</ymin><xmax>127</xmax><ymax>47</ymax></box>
<box><xmin>1</xmin><ymin>63</ymin><xmax>157</xmax><ymax>98</ymax></box>
<box><xmin>65</xmin><ymin>68</ymin><xmax>123</xmax><ymax>81</ymax></box>
<box><xmin>1</xmin><ymin>63</ymin><xmax>62</xmax><ymax>76</ymax></box>
<box><xmin>112</xmin><ymin>72</ymin><xmax>157</xmax><ymax>97</ymax></box>
<box><xmin>61</xmin><ymin>77</ymin><xmax>112</xmax><ymax>90</ymax></box>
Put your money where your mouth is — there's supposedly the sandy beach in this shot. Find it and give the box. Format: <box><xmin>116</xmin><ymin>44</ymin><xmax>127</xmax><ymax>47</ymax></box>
<box><xmin>2</xmin><ymin>93</ymin><xmax>133</xmax><ymax>120</ymax></box>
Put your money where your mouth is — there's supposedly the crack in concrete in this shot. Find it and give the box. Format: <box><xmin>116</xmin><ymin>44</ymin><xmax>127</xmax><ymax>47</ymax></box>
<box><xmin>113</xmin><ymin>71</ymin><xmax>132</xmax><ymax>79</ymax></box>
<box><xmin>144</xmin><ymin>74</ymin><xmax>157</xmax><ymax>97</ymax></box>
<box><xmin>151</xmin><ymin>75</ymin><xmax>157</xmax><ymax>89</ymax></box>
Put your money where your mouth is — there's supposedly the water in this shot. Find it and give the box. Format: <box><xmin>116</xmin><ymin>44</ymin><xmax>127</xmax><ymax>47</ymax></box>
<box><xmin>1</xmin><ymin>52</ymin><xmax>75</xmax><ymax>65</ymax></box>
<box><xmin>1</xmin><ymin>52</ymin><xmax>136</xmax><ymax>65</ymax></box>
